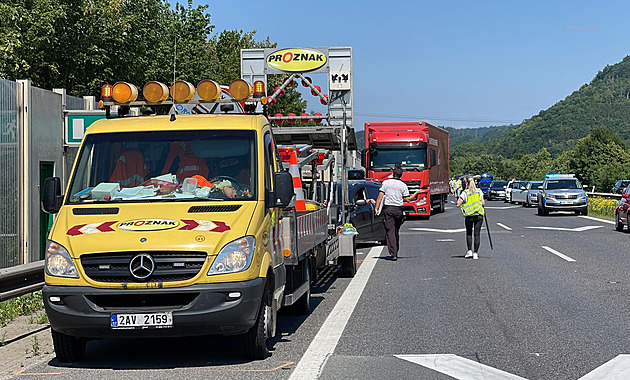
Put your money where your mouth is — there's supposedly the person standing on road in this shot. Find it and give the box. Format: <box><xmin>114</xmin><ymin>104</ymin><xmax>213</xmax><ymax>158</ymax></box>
<box><xmin>456</xmin><ymin>176</ymin><xmax>485</xmax><ymax>260</ymax></box>
<box><xmin>375</xmin><ymin>166</ymin><xmax>422</xmax><ymax>261</ymax></box>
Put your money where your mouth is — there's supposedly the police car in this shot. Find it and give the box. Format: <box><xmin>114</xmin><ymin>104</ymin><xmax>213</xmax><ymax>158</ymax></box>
<box><xmin>537</xmin><ymin>174</ymin><xmax>588</xmax><ymax>216</ymax></box>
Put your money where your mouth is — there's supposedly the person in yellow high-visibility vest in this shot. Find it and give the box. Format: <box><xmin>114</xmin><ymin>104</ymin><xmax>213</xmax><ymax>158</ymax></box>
<box><xmin>456</xmin><ymin>176</ymin><xmax>485</xmax><ymax>259</ymax></box>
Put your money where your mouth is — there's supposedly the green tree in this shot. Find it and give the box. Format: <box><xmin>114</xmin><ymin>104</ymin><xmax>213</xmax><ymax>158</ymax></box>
<box><xmin>561</xmin><ymin>128</ymin><xmax>630</xmax><ymax>191</ymax></box>
<box><xmin>516</xmin><ymin>148</ymin><xmax>552</xmax><ymax>180</ymax></box>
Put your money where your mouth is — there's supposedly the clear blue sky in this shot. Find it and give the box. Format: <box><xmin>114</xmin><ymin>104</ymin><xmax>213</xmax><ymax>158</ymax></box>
<box><xmin>195</xmin><ymin>0</ymin><xmax>629</xmax><ymax>129</ymax></box>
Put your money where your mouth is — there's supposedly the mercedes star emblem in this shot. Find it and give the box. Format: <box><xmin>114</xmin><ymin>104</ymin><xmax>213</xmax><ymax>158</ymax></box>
<box><xmin>129</xmin><ymin>253</ymin><xmax>155</xmax><ymax>280</ymax></box>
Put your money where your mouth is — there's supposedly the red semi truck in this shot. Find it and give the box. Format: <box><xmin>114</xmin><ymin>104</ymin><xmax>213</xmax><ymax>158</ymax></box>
<box><xmin>362</xmin><ymin>121</ymin><xmax>449</xmax><ymax>217</ymax></box>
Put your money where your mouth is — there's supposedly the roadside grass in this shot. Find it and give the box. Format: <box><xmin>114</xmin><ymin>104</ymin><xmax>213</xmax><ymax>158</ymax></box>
<box><xmin>588</xmin><ymin>196</ymin><xmax>617</xmax><ymax>221</ymax></box>
<box><xmin>0</xmin><ymin>291</ymin><xmax>46</xmax><ymax>327</ymax></box>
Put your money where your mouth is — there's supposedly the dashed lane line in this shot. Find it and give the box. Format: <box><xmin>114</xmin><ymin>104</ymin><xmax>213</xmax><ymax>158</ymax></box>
<box><xmin>579</xmin><ymin>215</ymin><xmax>615</xmax><ymax>225</ymax></box>
<box><xmin>542</xmin><ymin>246</ymin><xmax>576</xmax><ymax>262</ymax></box>
<box><xmin>496</xmin><ymin>223</ymin><xmax>512</xmax><ymax>231</ymax></box>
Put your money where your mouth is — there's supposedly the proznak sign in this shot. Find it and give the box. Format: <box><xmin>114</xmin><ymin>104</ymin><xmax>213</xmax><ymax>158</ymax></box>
<box><xmin>264</xmin><ymin>48</ymin><xmax>329</xmax><ymax>74</ymax></box>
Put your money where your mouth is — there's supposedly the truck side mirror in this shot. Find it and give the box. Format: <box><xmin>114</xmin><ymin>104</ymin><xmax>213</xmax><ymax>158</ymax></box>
<box><xmin>42</xmin><ymin>177</ymin><xmax>63</xmax><ymax>214</ymax></box>
<box><xmin>360</xmin><ymin>149</ymin><xmax>366</xmax><ymax>168</ymax></box>
<box><xmin>272</xmin><ymin>171</ymin><xmax>294</xmax><ymax>208</ymax></box>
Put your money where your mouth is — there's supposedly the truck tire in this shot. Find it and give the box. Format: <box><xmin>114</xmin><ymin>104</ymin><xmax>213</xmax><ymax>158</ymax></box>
<box><xmin>52</xmin><ymin>329</ymin><xmax>86</xmax><ymax>363</ymax></box>
<box><xmin>245</xmin><ymin>285</ymin><xmax>272</xmax><ymax>359</ymax></box>
<box><xmin>340</xmin><ymin>239</ymin><xmax>357</xmax><ymax>278</ymax></box>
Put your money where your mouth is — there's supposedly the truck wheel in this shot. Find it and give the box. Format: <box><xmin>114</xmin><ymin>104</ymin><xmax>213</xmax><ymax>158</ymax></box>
<box><xmin>245</xmin><ymin>285</ymin><xmax>272</xmax><ymax>359</ymax></box>
<box><xmin>340</xmin><ymin>240</ymin><xmax>357</xmax><ymax>278</ymax></box>
<box><xmin>52</xmin><ymin>329</ymin><xmax>86</xmax><ymax>363</ymax></box>
<box><xmin>615</xmin><ymin>211</ymin><xmax>624</xmax><ymax>231</ymax></box>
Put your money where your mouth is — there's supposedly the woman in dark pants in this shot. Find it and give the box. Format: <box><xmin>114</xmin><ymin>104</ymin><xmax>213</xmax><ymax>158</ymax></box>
<box><xmin>456</xmin><ymin>176</ymin><xmax>486</xmax><ymax>260</ymax></box>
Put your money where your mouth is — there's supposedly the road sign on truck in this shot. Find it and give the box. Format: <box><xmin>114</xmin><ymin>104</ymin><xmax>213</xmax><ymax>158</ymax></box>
<box><xmin>41</xmin><ymin>76</ymin><xmax>357</xmax><ymax>363</ymax></box>
<box><xmin>362</xmin><ymin>121</ymin><xmax>450</xmax><ymax>217</ymax></box>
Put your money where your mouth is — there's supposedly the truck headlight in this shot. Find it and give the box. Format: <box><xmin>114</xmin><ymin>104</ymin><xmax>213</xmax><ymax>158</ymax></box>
<box><xmin>45</xmin><ymin>241</ymin><xmax>78</xmax><ymax>278</ymax></box>
<box><xmin>415</xmin><ymin>195</ymin><xmax>427</xmax><ymax>206</ymax></box>
<box><xmin>208</xmin><ymin>236</ymin><xmax>255</xmax><ymax>275</ymax></box>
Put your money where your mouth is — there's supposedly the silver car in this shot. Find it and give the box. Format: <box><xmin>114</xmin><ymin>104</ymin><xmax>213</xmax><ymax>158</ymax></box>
<box><xmin>537</xmin><ymin>175</ymin><xmax>588</xmax><ymax>216</ymax></box>
<box><xmin>509</xmin><ymin>181</ymin><xmax>529</xmax><ymax>204</ymax></box>
<box><xmin>524</xmin><ymin>181</ymin><xmax>543</xmax><ymax>207</ymax></box>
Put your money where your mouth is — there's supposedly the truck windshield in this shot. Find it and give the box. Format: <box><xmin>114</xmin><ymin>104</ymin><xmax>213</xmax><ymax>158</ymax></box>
<box><xmin>68</xmin><ymin>130</ymin><xmax>257</xmax><ymax>204</ymax></box>
<box><xmin>371</xmin><ymin>148</ymin><xmax>427</xmax><ymax>170</ymax></box>
<box><xmin>545</xmin><ymin>179</ymin><xmax>580</xmax><ymax>190</ymax></box>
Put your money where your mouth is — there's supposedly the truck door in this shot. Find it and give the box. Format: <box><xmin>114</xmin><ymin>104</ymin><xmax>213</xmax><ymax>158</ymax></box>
<box><xmin>265</xmin><ymin>131</ymin><xmax>283</xmax><ymax>268</ymax></box>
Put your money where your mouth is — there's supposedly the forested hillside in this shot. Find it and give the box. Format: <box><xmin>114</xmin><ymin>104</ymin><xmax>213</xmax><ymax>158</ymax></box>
<box><xmin>447</xmin><ymin>55</ymin><xmax>630</xmax><ymax>191</ymax></box>
<box><xmin>445</xmin><ymin>125</ymin><xmax>516</xmax><ymax>148</ymax></box>
<box><xmin>486</xmin><ymin>55</ymin><xmax>630</xmax><ymax>158</ymax></box>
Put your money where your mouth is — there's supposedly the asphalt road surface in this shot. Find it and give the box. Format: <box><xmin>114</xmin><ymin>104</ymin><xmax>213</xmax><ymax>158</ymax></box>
<box><xmin>8</xmin><ymin>196</ymin><xmax>630</xmax><ymax>380</ymax></box>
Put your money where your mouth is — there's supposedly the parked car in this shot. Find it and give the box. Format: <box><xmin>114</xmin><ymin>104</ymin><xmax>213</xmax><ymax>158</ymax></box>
<box><xmin>615</xmin><ymin>186</ymin><xmax>630</xmax><ymax>231</ymax></box>
<box><xmin>478</xmin><ymin>174</ymin><xmax>493</xmax><ymax>195</ymax></box>
<box><xmin>611</xmin><ymin>179</ymin><xmax>630</xmax><ymax>194</ymax></box>
<box><xmin>505</xmin><ymin>180</ymin><xmax>515</xmax><ymax>203</ymax></box>
<box><xmin>537</xmin><ymin>174</ymin><xmax>588</xmax><ymax>216</ymax></box>
<box><xmin>331</xmin><ymin>180</ymin><xmax>386</xmax><ymax>244</ymax></box>
<box><xmin>486</xmin><ymin>180</ymin><xmax>508</xmax><ymax>200</ymax></box>
<box><xmin>524</xmin><ymin>181</ymin><xmax>543</xmax><ymax>207</ymax></box>
<box><xmin>508</xmin><ymin>181</ymin><xmax>528</xmax><ymax>204</ymax></box>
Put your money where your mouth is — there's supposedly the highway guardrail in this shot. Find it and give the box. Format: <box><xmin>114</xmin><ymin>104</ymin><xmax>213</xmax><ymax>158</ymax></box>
<box><xmin>0</xmin><ymin>261</ymin><xmax>44</xmax><ymax>302</ymax></box>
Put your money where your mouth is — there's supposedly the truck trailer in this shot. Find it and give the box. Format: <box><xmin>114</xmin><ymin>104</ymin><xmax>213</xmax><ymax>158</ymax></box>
<box><xmin>362</xmin><ymin>121</ymin><xmax>449</xmax><ymax>216</ymax></box>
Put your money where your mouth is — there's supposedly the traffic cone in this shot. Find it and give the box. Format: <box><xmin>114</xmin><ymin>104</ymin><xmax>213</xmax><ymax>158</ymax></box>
<box><xmin>289</xmin><ymin>150</ymin><xmax>306</xmax><ymax>211</ymax></box>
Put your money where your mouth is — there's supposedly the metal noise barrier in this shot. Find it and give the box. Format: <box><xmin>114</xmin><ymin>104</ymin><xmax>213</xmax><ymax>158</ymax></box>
<box><xmin>0</xmin><ymin>261</ymin><xmax>44</xmax><ymax>301</ymax></box>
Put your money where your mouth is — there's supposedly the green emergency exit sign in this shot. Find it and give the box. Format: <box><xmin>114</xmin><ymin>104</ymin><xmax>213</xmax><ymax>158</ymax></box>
<box><xmin>65</xmin><ymin>111</ymin><xmax>106</xmax><ymax>146</ymax></box>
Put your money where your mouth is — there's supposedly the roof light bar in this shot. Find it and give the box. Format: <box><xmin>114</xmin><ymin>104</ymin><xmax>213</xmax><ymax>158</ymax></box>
<box><xmin>143</xmin><ymin>81</ymin><xmax>169</xmax><ymax>103</ymax></box>
<box><xmin>197</xmin><ymin>79</ymin><xmax>222</xmax><ymax>102</ymax></box>
<box><xmin>229</xmin><ymin>79</ymin><xmax>253</xmax><ymax>101</ymax></box>
<box><xmin>112</xmin><ymin>82</ymin><xmax>138</xmax><ymax>103</ymax></box>
<box><xmin>171</xmin><ymin>80</ymin><xmax>195</xmax><ymax>102</ymax></box>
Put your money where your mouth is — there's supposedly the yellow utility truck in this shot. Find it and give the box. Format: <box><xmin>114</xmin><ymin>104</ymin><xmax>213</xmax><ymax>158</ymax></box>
<box><xmin>41</xmin><ymin>79</ymin><xmax>357</xmax><ymax>362</ymax></box>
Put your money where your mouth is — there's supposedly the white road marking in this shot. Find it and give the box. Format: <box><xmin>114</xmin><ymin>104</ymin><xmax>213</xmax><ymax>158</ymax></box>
<box><xmin>485</xmin><ymin>205</ymin><xmax>521</xmax><ymax>210</ymax></box>
<box><xmin>288</xmin><ymin>246</ymin><xmax>385</xmax><ymax>380</ymax></box>
<box><xmin>526</xmin><ymin>225</ymin><xmax>603</xmax><ymax>232</ymax></box>
<box><xmin>542</xmin><ymin>246</ymin><xmax>576</xmax><ymax>262</ymax></box>
<box><xmin>579</xmin><ymin>215</ymin><xmax>615</xmax><ymax>225</ymax></box>
<box><xmin>578</xmin><ymin>354</ymin><xmax>630</xmax><ymax>380</ymax></box>
<box><xmin>436</xmin><ymin>239</ymin><xmax>456</xmax><ymax>242</ymax></box>
<box><xmin>410</xmin><ymin>228</ymin><xmax>466</xmax><ymax>233</ymax></box>
<box><xmin>396</xmin><ymin>354</ymin><xmax>528</xmax><ymax>380</ymax></box>
<box><xmin>497</xmin><ymin>223</ymin><xmax>512</xmax><ymax>231</ymax></box>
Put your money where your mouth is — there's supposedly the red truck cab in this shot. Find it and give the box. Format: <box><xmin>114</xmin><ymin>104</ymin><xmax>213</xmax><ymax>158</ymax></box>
<box><xmin>363</xmin><ymin>121</ymin><xmax>449</xmax><ymax>216</ymax></box>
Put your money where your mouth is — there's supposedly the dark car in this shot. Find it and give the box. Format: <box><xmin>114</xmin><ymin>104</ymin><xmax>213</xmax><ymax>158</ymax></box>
<box><xmin>477</xmin><ymin>174</ymin><xmax>494</xmax><ymax>195</ymax></box>
<box><xmin>329</xmin><ymin>180</ymin><xmax>386</xmax><ymax>244</ymax></box>
<box><xmin>486</xmin><ymin>180</ymin><xmax>508</xmax><ymax>200</ymax></box>
<box><xmin>611</xmin><ymin>180</ymin><xmax>630</xmax><ymax>194</ymax></box>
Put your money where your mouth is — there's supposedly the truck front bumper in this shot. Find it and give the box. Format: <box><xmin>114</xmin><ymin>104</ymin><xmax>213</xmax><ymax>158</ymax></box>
<box><xmin>43</xmin><ymin>278</ymin><xmax>265</xmax><ymax>339</ymax></box>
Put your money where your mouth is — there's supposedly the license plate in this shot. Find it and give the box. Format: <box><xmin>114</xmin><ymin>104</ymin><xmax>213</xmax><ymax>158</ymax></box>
<box><xmin>111</xmin><ymin>312</ymin><xmax>172</xmax><ymax>329</ymax></box>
